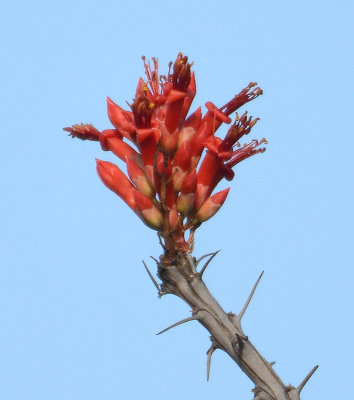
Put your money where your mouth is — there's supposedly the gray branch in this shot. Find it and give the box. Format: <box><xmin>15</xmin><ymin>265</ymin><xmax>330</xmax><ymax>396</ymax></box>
<box><xmin>150</xmin><ymin>251</ymin><xmax>318</xmax><ymax>400</ymax></box>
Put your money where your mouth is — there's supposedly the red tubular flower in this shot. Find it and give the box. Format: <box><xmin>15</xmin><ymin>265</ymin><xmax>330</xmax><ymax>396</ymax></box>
<box><xmin>63</xmin><ymin>124</ymin><xmax>100</xmax><ymax>141</ymax></box>
<box><xmin>99</xmin><ymin>129</ymin><xmax>138</xmax><ymax>161</ymax></box>
<box><xmin>163</xmin><ymin>54</ymin><xmax>192</xmax><ymax>139</ymax></box>
<box><xmin>107</xmin><ymin>97</ymin><xmax>136</xmax><ymax>140</ymax></box>
<box><xmin>96</xmin><ymin>159</ymin><xmax>136</xmax><ymax>211</ymax></box>
<box><xmin>65</xmin><ymin>53</ymin><xmax>266</xmax><ymax>253</ymax></box>
<box><xmin>195</xmin><ymin>188</ymin><xmax>230</xmax><ymax>222</ymax></box>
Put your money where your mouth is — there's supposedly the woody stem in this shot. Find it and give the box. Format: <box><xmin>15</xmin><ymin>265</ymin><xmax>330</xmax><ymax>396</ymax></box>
<box><xmin>156</xmin><ymin>251</ymin><xmax>314</xmax><ymax>400</ymax></box>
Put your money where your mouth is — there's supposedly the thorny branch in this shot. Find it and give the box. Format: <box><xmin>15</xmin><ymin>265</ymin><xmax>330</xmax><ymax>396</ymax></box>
<box><xmin>143</xmin><ymin>251</ymin><xmax>317</xmax><ymax>400</ymax></box>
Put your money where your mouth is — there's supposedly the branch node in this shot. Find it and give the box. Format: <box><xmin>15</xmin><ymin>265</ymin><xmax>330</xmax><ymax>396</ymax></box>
<box><xmin>156</xmin><ymin>315</ymin><xmax>198</xmax><ymax>336</ymax></box>
<box><xmin>297</xmin><ymin>365</ymin><xmax>319</xmax><ymax>394</ymax></box>
<box><xmin>198</xmin><ymin>250</ymin><xmax>220</xmax><ymax>278</ymax></box>
<box><xmin>234</xmin><ymin>332</ymin><xmax>248</xmax><ymax>354</ymax></box>
<box><xmin>158</xmin><ymin>286</ymin><xmax>170</xmax><ymax>297</ymax></box>
<box><xmin>238</xmin><ymin>271</ymin><xmax>264</xmax><ymax>321</ymax></box>
<box><xmin>142</xmin><ymin>260</ymin><xmax>160</xmax><ymax>292</ymax></box>
<box><xmin>238</xmin><ymin>331</ymin><xmax>248</xmax><ymax>339</ymax></box>
<box><xmin>185</xmin><ymin>252</ymin><xmax>197</xmax><ymax>274</ymax></box>
<box><xmin>285</xmin><ymin>385</ymin><xmax>295</xmax><ymax>393</ymax></box>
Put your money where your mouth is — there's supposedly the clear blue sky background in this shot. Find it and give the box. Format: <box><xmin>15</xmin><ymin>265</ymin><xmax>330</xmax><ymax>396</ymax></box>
<box><xmin>1</xmin><ymin>1</ymin><xmax>353</xmax><ymax>399</ymax></box>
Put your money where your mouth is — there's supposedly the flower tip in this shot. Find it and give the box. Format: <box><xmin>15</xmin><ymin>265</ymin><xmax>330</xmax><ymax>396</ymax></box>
<box><xmin>95</xmin><ymin>158</ymin><xmax>113</xmax><ymax>176</ymax></box>
<box><xmin>106</xmin><ymin>96</ymin><xmax>119</xmax><ymax>112</ymax></box>
<box><xmin>214</xmin><ymin>187</ymin><xmax>230</xmax><ymax>202</ymax></box>
<box><xmin>195</xmin><ymin>187</ymin><xmax>230</xmax><ymax>223</ymax></box>
<box><xmin>96</xmin><ymin>159</ymin><xmax>137</xmax><ymax>212</ymax></box>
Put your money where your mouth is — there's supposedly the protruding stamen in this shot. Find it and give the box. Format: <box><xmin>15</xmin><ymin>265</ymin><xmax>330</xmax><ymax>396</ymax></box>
<box><xmin>172</xmin><ymin>53</ymin><xmax>192</xmax><ymax>91</ymax></box>
<box><xmin>221</xmin><ymin>82</ymin><xmax>263</xmax><ymax>117</ymax></box>
<box><xmin>227</xmin><ymin>138</ymin><xmax>268</xmax><ymax>169</ymax></box>
<box><xmin>142</xmin><ymin>55</ymin><xmax>160</xmax><ymax>95</ymax></box>
<box><xmin>131</xmin><ymin>94</ymin><xmax>155</xmax><ymax>129</ymax></box>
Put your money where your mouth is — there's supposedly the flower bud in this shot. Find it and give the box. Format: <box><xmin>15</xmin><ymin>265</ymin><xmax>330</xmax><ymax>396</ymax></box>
<box><xmin>63</xmin><ymin>124</ymin><xmax>100</xmax><ymax>141</ymax></box>
<box><xmin>107</xmin><ymin>97</ymin><xmax>135</xmax><ymax>134</ymax></box>
<box><xmin>96</xmin><ymin>159</ymin><xmax>136</xmax><ymax>211</ymax></box>
<box><xmin>195</xmin><ymin>188</ymin><xmax>230</xmax><ymax>222</ymax></box>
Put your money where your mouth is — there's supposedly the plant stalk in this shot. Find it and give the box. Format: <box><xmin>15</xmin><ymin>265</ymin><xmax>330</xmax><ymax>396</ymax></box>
<box><xmin>153</xmin><ymin>251</ymin><xmax>317</xmax><ymax>400</ymax></box>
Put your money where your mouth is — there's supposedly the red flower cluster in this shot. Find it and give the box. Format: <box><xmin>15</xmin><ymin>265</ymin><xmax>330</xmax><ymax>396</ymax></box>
<box><xmin>64</xmin><ymin>53</ymin><xmax>266</xmax><ymax>252</ymax></box>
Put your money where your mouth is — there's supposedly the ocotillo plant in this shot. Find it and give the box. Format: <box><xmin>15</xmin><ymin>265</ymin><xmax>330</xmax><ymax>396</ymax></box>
<box><xmin>64</xmin><ymin>53</ymin><xmax>317</xmax><ymax>400</ymax></box>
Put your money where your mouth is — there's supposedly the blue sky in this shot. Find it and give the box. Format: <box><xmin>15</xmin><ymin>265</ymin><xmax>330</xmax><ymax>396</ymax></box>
<box><xmin>1</xmin><ymin>0</ymin><xmax>353</xmax><ymax>399</ymax></box>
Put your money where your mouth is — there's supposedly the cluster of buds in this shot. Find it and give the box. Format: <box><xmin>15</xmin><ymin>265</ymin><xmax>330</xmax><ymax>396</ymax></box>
<box><xmin>64</xmin><ymin>53</ymin><xmax>266</xmax><ymax>254</ymax></box>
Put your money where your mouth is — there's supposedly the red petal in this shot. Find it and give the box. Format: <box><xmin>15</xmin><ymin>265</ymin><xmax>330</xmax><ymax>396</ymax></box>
<box><xmin>107</xmin><ymin>97</ymin><xmax>136</xmax><ymax>134</ymax></box>
<box><xmin>96</xmin><ymin>159</ymin><xmax>136</xmax><ymax>211</ymax></box>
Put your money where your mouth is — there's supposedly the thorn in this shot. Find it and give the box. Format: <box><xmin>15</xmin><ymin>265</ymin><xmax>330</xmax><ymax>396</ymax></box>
<box><xmin>150</xmin><ymin>256</ymin><xmax>159</xmax><ymax>265</ymax></box>
<box><xmin>297</xmin><ymin>365</ymin><xmax>319</xmax><ymax>394</ymax></box>
<box><xmin>157</xmin><ymin>232</ymin><xmax>167</xmax><ymax>250</ymax></box>
<box><xmin>285</xmin><ymin>385</ymin><xmax>296</xmax><ymax>393</ymax></box>
<box><xmin>196</xmin><ymin>251</ymin><xmax>220</xmax><ymax>267</ymax></box>
<box><xmin>142</xmin><ymin>260</ymin><xmax>160</xmax><ymax>291</ymax></box>
<box><xmin>238</xmin><ymin>271</ymin><xmax>264</xmax><ymax>321</ymax></box>
<box><xmin>156</xmin><ymin>315</ymin><xmax>198</xmax><ymax>335</ymax></box>
<box><xmin>206</xmin><ymin>345</ymin><xmax>217</xmax><ymax>381</ymax></box>
<box><xmin>198</xmin><ymin>251</ymin><xmax>220</xmax><ymax>278</ymax></box>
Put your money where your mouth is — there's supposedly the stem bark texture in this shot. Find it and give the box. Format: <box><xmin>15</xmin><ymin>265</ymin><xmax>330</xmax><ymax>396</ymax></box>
<box><xmin>152</xmin><ymin>251</ymin><xmax>317</xmax><ymax>400</ymax></box>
